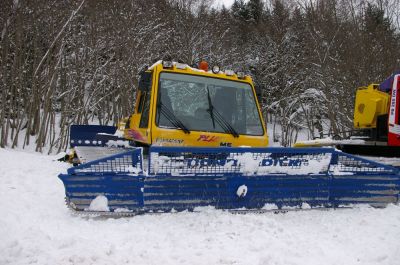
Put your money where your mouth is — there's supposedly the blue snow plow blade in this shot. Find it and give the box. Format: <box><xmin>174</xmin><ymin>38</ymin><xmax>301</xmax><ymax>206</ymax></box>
<box><xmin>69</xmin><ymin>125</ymin><xmax>117</xmax><ymax>147</ymax></box>
<box><xmin>58</xmin><ymin>147</ymin><xmax>400</xmax><ymax>214</ymax></box>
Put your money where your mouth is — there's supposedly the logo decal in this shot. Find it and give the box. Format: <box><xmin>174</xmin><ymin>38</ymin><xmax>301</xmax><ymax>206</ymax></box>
<box><xmin>197</xmin><ymin>135</ymin><xmax>220</xmax><ymax>142</ymax></box>
<box><xmin>187</xmin><ymin>158</ymin><xmax>304</xmax><ymax>168</ymax></box>
<box><xmin>126</xmin><ymin>129</ymin><xmax>146</xmax><ymax>141</ymax></box>
<box><xmin>155</xmin><ymin>137</ymin><xmax>184</xmax><ymax>145</ymax></box>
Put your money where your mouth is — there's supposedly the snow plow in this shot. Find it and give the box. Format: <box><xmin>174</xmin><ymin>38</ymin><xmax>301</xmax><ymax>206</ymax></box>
<box><xmin>58</xmin><ymin>61</ymin><xmax>400</xmax><ymax>215</ymax></box>
<box><xmin>59</xmin><ymin>145</ymin><xmax>400</xmax><ymax>215</ymax></box>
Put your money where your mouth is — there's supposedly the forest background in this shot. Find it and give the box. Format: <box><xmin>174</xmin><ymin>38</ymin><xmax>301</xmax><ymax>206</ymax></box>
<box><xmin>1</xmin><ymin>0</ymin><xmax>399</xmax><ymax>153</ymax></box>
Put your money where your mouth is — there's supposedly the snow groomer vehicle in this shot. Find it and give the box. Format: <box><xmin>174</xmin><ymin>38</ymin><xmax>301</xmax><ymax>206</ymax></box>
<box><xmin>58</xmin><ymin>60</ymin><xmax>400</xmax><ymax>215</ymax></box>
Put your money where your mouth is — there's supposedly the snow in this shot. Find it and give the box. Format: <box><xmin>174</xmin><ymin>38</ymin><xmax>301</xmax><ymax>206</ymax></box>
<box><xmin>105</xmin><ymin>140</ymin><xmax>131</xmax><ymax>148</ymax></box>
<box><xmin>127</xmin><ymin>165</ymin><xmax>142</xmax><ymax>174</ymax></box>
<box><xmin>236</xmin><ymin>152</ymin><xmax>260</xmax><ymax>175</ymax></box>
<box><xmin>148</xmin><ymin>59</ymin><xmax>162</xmax><ymax>70</ymax></box>
<box><xmin>113</xmin><ymin>129</ymin><xmax>124</xmax><ymax>138</ymax></box>
<box><xmin>364</xmin><ymin>156</ymin><xmax>400</xmax><ymax>168</ymax></box>
<box><xmin>295</xmin><ymin>137</ymin><xmax>365</xmax><ymax>146</ymax></box>
<box><xmin>114</xmin><ymin>208</ymin><xmax>133</xmax><ymax>213</ymax></box>
<box><xmin>233</xmin><ymin>152</ymin><xmax>332</xmax><ymax>175</ymax></box>
<box><xmin>88</xmin><ymin>195</ymin><xmax>110</xmax><ymax>212</ymax></box>
<box><xmin>236</xmin><ymin>184</ymin><xmax>248</xmax><ymax>197</ymax></box>
<box><xmin>1</xmin><ymin>148</ymin><xmax>400</xmax><ymax>265</ymax></box>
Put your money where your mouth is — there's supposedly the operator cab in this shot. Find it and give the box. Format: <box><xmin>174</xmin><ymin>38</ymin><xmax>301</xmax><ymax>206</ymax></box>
<box><xmin>125</xmin><ymin>60</ymin><xmax>269</xmax><ymax>148</ymax></box>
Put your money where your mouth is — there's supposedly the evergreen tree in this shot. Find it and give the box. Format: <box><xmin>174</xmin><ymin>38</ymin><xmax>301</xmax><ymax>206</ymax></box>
<box><xmin>247</xmin><ymin>0</ymin><xmax>263</xmax><ymax>23</ymax></box>
<box><xmin>361</xmin><ymin>3</ymin><xmax>398</xmax><ymax>82</ymax></box>
<box><xmin>231</xmin><ymin>0</ymin><xmax>250</xmax><ymax>21</ymax></box>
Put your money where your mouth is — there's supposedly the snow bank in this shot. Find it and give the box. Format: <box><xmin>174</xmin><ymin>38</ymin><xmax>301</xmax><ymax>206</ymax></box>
<box><xmin>1</xmin><ymin>148</ymin><xmax>400</xmax><ymax>265</ymax></box>
<box><xmin>87</xmin><ymin>195</ymin><xmax>109</xmax><ymax>212</ymax></box>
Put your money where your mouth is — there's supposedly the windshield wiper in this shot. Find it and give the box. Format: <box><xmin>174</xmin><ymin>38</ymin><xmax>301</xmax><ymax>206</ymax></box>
<box><xmin>158</xmin><ymin>101</ymin><xmax>190</xmax><ymax>134</ymax></box>
<box><xmin>206</xmin><ymin>87</ymin><xmax>216</xmax><ymax>129</ymax></box>
<box><xmin>206</xmin><ymin>87</ymin><xmax>239</xmax><ymax>138</ymax></box>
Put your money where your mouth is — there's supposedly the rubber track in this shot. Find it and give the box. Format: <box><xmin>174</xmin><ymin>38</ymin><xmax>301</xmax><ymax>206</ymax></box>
<box><xmin>65</xmin><ymin>198</ymin><xmax>353</xmax><ymax>217</ymax></box>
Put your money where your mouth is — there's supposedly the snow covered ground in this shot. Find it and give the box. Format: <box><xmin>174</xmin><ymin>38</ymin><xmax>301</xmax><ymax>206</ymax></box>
<box><xmin>1</xmin><ymin>148</ymin><xmax>400</xmax><ymax>265</ymax></box>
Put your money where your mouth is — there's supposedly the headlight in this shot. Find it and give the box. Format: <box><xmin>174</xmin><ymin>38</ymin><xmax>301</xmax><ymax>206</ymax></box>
<box><xmin>212</xmin><ymin>65</ymin><xmax>220</xmax><ymax>74</ymax></box>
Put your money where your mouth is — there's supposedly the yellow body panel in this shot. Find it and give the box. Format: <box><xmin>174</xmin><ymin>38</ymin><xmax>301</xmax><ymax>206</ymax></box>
<box><xmin>354</xmin><ymin>84</ymin><xmax>390</xmax><ymax>129</ymax></box>
<box><xmin>151</xmin><ymin>127</ymin><xmax>268</xmax><ymax>147</ymax></box>
<box><xmin>124</xmin><ymin>63</ymin><xmax>269</xmax><ymax>147</ymax></box>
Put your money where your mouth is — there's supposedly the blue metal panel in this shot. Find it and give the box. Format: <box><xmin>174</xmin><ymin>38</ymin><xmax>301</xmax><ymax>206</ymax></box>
<box><xmin>379</xmin><ymin>70</ymin><xmax>400</xmax><ymax>92</ymax></box>
<box><xmin>58</xmin><ymin>146</ymin><xmax>400</xmax><ymax>213</ymax></box>
<box><xmin>69</xmin><ymin>125</ymin><xmax>117</xmax><ymax>147</ymax></box>
<box><xmin>59</xmin><ymin>173</ymin><xmax>144</xmax><ymax>211</ymax></box>
<box><xmin>60</xmin><ymin>148</ymin><xmax>144</xmax><ymax>212</ymax></box>
<box><xmin>330</xmin><ymin>175</ymin><xmax>399</xmax><ymax>205</ymax></box>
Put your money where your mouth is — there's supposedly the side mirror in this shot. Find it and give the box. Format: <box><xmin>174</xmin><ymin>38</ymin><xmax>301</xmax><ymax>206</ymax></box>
<box><xmin>138</xmin><ymin>72</ymin><xmax>152</xmax><ymax>92</ymax></box>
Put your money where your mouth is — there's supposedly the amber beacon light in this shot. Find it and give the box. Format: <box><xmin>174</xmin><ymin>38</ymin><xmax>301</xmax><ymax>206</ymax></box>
<box><xmin>198</xmin><ymin>60</ymin><xmax>209</xmax><ymax>71</ymax></box>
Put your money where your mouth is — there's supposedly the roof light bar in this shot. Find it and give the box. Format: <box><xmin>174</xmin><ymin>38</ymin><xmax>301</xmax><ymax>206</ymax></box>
<box><xmin>162</xmin><ymin>61</ymin><xmax>173</xmax><ymax>68</ymax></box>
<box><xmin>175</xmin><ymin>63</ymin><xmax>187</xmax><ymax>70</ymax></box>
<box><xmin>225</xmin><ymin>70</ymin><xmax>235</xmax><ymax>76</ymax></box>
<box><xmin>237</xmin><ymin>72</ymin><xmax>245</xmax><ymax>79</ymax></box>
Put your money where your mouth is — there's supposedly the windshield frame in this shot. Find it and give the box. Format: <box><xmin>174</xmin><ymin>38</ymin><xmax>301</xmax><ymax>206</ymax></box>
<box><xmin>155</xmin><ymin>71</ymin><xmax>265</xmax><ymax>136</ymax></box>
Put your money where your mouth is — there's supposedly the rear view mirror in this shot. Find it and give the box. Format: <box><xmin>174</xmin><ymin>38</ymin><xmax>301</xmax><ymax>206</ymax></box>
<box><xmin>138</xmin><ymin>72</ymin><xmax>152</xmax><ymax>92</ymax></box>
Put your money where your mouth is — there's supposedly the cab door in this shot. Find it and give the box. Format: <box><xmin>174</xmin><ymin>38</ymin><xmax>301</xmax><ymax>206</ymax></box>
<box><xmin>388</xmin><ymin>74</ymin><xmax>400</xmax><ymax>146</ymax></box>
<box><xmin>126</xmin><ymin>71</ymin><xmax>153</xmax><ymax>145</ymax></box>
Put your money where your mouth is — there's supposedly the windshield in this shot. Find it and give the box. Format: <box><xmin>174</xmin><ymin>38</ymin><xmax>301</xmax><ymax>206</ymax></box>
<box><xmin>156</xmin><ymin>72</ymin><xmax>264</xmax><ymax>136</ymax></box>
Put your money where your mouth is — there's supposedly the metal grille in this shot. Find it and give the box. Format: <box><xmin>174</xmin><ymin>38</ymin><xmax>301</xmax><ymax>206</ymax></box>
<box><xmin>149</xmin><ymin>147</ymin><xmax>334</xmax><ymax>176</ymax></box>
<box><xmin>330</xmin><ymin>152</ymin><xmax>398</xmax><ymax>175</ymax></box>
<box><xmin>68</xmin><ymin>149</ymin><xmax>143</xmax><ymax>175</ymax></box>
<box><xmin>149</xmin><ymin>147</ymin><xmax>399</xmax><ymax>176</ymax></box>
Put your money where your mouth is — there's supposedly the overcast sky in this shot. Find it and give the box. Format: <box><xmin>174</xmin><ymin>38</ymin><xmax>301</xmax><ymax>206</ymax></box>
<box><xmin>214</xmin><ymin>0</ymin><xmax>235</xmax><ymax>8</ymax></box>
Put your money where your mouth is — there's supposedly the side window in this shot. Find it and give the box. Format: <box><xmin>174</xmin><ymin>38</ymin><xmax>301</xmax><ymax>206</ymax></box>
<box><xmin>139</xmin><ymin>92</ymin><xmax>151</xmax><ymax>128</ymax></box>
<box><xmin>137</xmin><ymin>93</ymin><xmax>145</xmax><ymax>113</ymax></box>
<box><xmin>138</xmin><ymin>71</ymin><xmax>152</xmax><ymax>128</ymax></box>
<box><xmin>244</xmin><ymin>89</ymin><xmax>263</xmax><ymax>135</ymax></box>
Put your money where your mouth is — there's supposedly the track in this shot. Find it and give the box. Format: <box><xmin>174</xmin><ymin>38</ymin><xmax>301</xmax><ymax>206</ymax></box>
<box><xmin>66</xmin><ymin>198</ymin><xmax>353</xmax><ymax>218</ymax></box>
